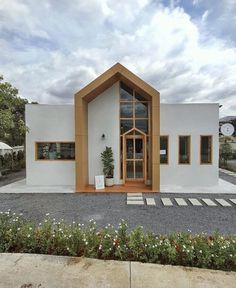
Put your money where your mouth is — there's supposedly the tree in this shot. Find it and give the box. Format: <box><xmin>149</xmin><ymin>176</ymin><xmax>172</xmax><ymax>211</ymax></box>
<box><xmin>0</xmin><ymin>75</ymin><xmax>29</xmax><ymax>146</ymax></box>
<box><xmin>219</xmin><ymin>137</ymin><xmax>233</xmax><ymax>166</ymax></box>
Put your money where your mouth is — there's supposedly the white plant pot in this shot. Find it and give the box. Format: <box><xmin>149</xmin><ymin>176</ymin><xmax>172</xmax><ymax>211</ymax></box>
<box><xmin>105</xmin><ymin>177</ymin><xmax>114</xmax><ymax>187</ymax></box>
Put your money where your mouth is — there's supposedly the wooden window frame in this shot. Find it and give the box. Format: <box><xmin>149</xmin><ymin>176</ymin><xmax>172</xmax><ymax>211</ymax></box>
<box><xmin>160</xmin><ymin>135</ymin><xmax>169</xmax><ymax>165</ymax></box>
<box><xmin>200</xmin><ymin>135</ymin><xmax>213</xmax><ymax>165</ymax></box>
<box><xmin>178</xmin><ymin>135</ymin><xmax>191</xmax><ymax>165</ymax></box>
<box><xmin>35</xmin><ymin>141</ymin><xmax>75</xmax><ymax>161</ymax></box>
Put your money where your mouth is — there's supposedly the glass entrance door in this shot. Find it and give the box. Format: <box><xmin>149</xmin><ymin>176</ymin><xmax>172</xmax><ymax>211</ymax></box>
<box><xmin>125</xmin><ymin>135</ymin><xmax>145</xmax><ymax>181</ymax></box>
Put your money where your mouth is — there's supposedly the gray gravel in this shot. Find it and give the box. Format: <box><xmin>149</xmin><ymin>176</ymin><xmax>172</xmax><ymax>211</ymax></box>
<box><xmin>0</xmin><ymin>192</ymin><xmax>235</xmax><ymax>235</ymax></box>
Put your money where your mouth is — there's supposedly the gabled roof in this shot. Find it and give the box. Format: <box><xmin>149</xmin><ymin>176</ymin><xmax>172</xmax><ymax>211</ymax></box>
<box><xmin>74</xmin><ymin>63</ymin><xmax>160</xmax><ymax>102</ymax></box>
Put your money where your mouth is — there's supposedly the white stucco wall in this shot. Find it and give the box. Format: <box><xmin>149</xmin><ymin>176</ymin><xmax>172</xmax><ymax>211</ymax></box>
<box><xmin>160</xmin><ymin>104</ymin><xmax>219</xmax><ymax>186</ymax></box>
<box><xmin>88</xmin><ymin>83</ymin><xmax>120</xmax><ymax>184</ymax></box>
<box><xmin>26</xmin><ymin>104</ymin><xmax>75</xmax><ymax>185</ymax></box>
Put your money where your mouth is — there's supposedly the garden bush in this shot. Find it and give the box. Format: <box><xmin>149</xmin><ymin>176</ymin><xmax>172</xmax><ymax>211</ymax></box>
<box><xmin>0</xmin><ymin>211</ymin><xmax>235</xmax><ymax>271</ymax></box>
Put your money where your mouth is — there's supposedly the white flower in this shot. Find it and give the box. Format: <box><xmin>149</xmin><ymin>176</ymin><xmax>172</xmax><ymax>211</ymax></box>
<box><xmin>85</xmin><ymin>242</ymin><xmax>88</xmax><ymax>245</ymax></box>
<box><xmin>44</xmin><ymin>220</ymin><xmax>48</xmax><ymax>223</ymax></box>
<box><xmin>72</xmin><ymin>221</ymin><xmax>75</xmax><ymax>224</ymax></box>
<box><xmin>27</xmin><ymin>234</ymin><xmax>30</xmax><ymax>238</ymax></box>
<box><xmin>230</xmin><ymin>254</ymin><xmax>233</xmax><ymax>257</ymax></box>
<box><xmin>29</xmin><ymin>227</ymin><xmax>32</xmax><ymax>231</ymax></box>
<box><xmin>67</xmin><ymin>247</ymin><xmax>70</xmax><ymax>251</ymax></box>
<box><xmin>199</xmin><ymin>250</ymin><xmax>202</xmax><ymax>254</ymax></box>
<box><xmin>69</xmin><ymin>235</ymin><xmax>72</xmax><ymax>238</ymax></box>
<box><xmin>39</xmin><ymin>223</ymin><xmax>42</xmax><ymax>226</ymax></box>
<box><xmin>46</xmin><ymin>213</ymin><xmax>50</xmax><ymax>216</ymax></box>
<box><xmin>17</xmin><ymin>228</ymin><xmax>20</xmax><ymax>231</ymax></box>
<box><xmin>52</xmin><ymin>234</ymin><xmax>55</xmax><ymax>238</ymax></box>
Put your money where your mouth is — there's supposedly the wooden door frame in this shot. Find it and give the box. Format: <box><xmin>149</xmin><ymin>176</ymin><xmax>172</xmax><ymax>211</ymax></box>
<box><xmin>122</xmin><ymin>128</ymin><xmax>147</xmax><ymax>184</ymax></box>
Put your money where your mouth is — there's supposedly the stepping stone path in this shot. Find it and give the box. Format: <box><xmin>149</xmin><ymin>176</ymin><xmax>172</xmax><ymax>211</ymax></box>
<box><xmin>200</xmin><ymin>199</ymin><xmax>217</xmax><ymax>206</ymax></box>
<box><xmin>188</xmin><ymin>198</ymin><xmax>203</xmax><ymax>206</ymax></box>
<box><xmin>126</xmin><ymin>193</ymin><xmax>144</xmax><ymax>205</ymax></box>
<box><xmin>215</xmin><ymin>199</ymin><xmax>232</xmax><ymax>207</ymax></box>
<box><xmin>146</xmin><ymin>198</ymin><xmax>156</xmax><ymax>206</ymax></box>
<box><xmin>175</xmin><ymin>198</ymin><xmax>188</xmax><ymax>206</ymax></box>
<box><xmin>161</xmin><ymin>198</ymin><xmax>173</xmax><ymax>206</ymax></box>
<box><xmin>230</xmin><ymin>199</ymin><xmax>236</xmax><ymax>205</ymax></box>
<box><xmin>126</xmin><ymin>193</ymin><xmax>236</xmax><ymax>208</ymax></box>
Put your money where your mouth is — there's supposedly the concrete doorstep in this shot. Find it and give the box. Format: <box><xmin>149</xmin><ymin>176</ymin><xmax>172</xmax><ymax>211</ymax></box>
<box><xmin>0</xmin><ymin>254</ymin><xmax>235</xmax><ymax>288</ymax></box>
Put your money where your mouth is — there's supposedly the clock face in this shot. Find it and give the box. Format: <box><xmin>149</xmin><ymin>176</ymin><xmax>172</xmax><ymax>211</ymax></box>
<box><xmin>221</xmin><ymin>123</ymin><xmax>235</xmax><ymax>136</ymax></box>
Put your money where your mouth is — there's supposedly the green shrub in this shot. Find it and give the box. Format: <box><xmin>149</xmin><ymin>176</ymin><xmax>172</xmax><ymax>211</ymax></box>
<box><xmin>0</xmin><ymin>211</ymin><xmax>235</xmax><ymax>271</ymax></box>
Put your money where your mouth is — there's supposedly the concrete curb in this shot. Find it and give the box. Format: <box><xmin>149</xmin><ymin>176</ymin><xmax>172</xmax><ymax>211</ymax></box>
<box><xmin>0</xmin><ymin>253</ymin><xmax>236</xmax><ymax>287</ymax></box>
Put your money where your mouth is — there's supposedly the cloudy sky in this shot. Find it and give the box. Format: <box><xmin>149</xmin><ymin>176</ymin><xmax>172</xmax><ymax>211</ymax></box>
<box><xmin>0</xmin><ymin>0</ymin><xmax>235</xmax><ymax>117</ymax></box>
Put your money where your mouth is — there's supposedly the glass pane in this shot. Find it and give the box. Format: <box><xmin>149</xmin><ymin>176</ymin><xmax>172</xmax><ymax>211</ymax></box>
<box><xmin>126</xmin><ymin>161</ymin><xmax>134</xmax><ymax>178</ymax></box>
<box><xmin>60</xmin><ymin>143</ymin><xmax>75</xmax><ymax>159</ymax></box>
<box><xmin>135</xmin><ymin>139</ymin><xmax>143</xmax><ymax>159</ymax></box>
<box><xmin>160</xmin><ymin>136</ymin><xmax>168</xmax><ymax>164</ymax></box>
<box><xmin>120</xmin><ymin>103</ymin><xmax>133</xmax><ymax>118</ymax></box>
<box><xmin>120</xmin><ymin>120</ymin><xmax>133</xmax><ymax>134</ymax></box>
<box><xmin>135</xmin><ymin>119</ymin><xmax>148</xmax><ymax>134</ymax></box>
<box><xmin>201</xmin><ymin>136</ymin><xmax>212</xmax><ymax>164</ymax></box>
<box><xmin>135</xmin><ymin>102</ymin><xmax>148</xmax><ymax>118</ymax></box>
<box><xmin>179</xmin><ymin>136</ymin><xmax>190</xmax><ymax>164</ymax></box>
<box><xmin>126</xmin><ymin>139</ymin><xmax>134</xmax><ymax>159</ymax></box>
<box><xmin>37</xmin><ymin>143</ymin><xmax>75</xmax><ymax>160</ymax></box>
<box><xmin>135</xmin><ymin>161</ymin><xmax>143</xmax><ymax>178</ymax></box>
<box><xmin>135</xmin><ymin>92</ymin><xmax>146</xmax><ymax>102</ymax></box>
<box><xmin>120</xmin><ymin>82</ymin><xmax>133</xmax><ymax>101</ymax></box>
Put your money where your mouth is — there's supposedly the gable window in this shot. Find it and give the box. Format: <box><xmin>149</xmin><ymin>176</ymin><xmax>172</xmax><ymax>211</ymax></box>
<box><xmin>120</xmin><ymin>81</ymin><xmax>150</xmax><ymax>180</ymax></box>
<box><xmin>179</xmin><ymin>136</ymin><xmax>190</xmax><ymax>164</ymax></box>
<box><xmin>200</xmin><ymin>136</ymin><xmax>212</xmax><ymax>164</ymax></box>
<box><xmin>160</xmin><ymin>136</ymin><xmax>168</xmax><ymax>164</ymax></box>
<box><xmin>36</xmin><ymin>142</ymin><xmax>75</xmax><ymax>160</ymax></box>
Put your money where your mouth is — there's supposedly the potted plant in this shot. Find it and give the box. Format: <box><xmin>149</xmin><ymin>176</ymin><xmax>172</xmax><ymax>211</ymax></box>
<box><xmin>101</xmin><ymin>146</ymin><xmax>114</xmax><ymax>187</ymax></box>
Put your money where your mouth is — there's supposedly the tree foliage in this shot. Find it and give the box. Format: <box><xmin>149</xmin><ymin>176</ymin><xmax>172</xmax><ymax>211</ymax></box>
<box><xmin>0</xmin><ymin>75</ymin><xmax>29</xmax><ymax>146</ymax></box>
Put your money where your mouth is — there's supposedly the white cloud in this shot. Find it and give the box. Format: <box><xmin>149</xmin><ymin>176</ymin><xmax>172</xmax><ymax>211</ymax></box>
<box><xmin>0</xmin><ymin>0</ymin><xmax>235</xmax><ymax>117</ymax></box>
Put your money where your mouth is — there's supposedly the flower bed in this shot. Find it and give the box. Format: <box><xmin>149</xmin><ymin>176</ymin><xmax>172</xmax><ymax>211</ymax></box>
<box><xmin>0</xmin><ymin>211</ymin><xmax>235</xmax><ymax>271</ymax></box>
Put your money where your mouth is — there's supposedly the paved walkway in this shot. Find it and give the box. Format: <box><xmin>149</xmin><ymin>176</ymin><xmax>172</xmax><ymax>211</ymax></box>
<box><xmin>0</xmin><ymin>177</ymin><xmax>235</xmax><ymax>194</ymax></box>
<box><xmin>0</xmin><ymin>254</ymin><xmax>235</xmax><ymax>288</ymax></box>
<box><xmin>219</xmin><ymin>168</ymin><xmax>236</xmax><ymax>185</ymax></box>
<box><xmin>0</xmin><ymin>169</ymin><xmax>25</xmax><ymax>187</ymax></box>
<box><xmin>127</xmin><ymin>193</ymin><xmax>236</xmax><ymax>207</ymax></box>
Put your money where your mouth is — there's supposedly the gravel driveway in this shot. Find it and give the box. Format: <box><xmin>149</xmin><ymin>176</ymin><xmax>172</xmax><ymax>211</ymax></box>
<box><xmin>0</xmin><ymin>192</ymin><xmax>235</xmax><ymax>235</ymax></box>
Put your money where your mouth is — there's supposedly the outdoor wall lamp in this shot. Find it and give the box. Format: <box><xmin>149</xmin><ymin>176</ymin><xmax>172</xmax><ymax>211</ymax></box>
<box><xmin>101</xmin><ymin>134</ymin><xmax>105</xmax><ymax>140</ymax></box>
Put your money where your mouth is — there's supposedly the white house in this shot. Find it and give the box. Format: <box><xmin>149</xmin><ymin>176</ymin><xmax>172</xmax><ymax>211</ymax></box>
<box><xmin>26</xmin><ymin>63</ymin><xmax>219</xmax><ymax>192</ymax></box>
